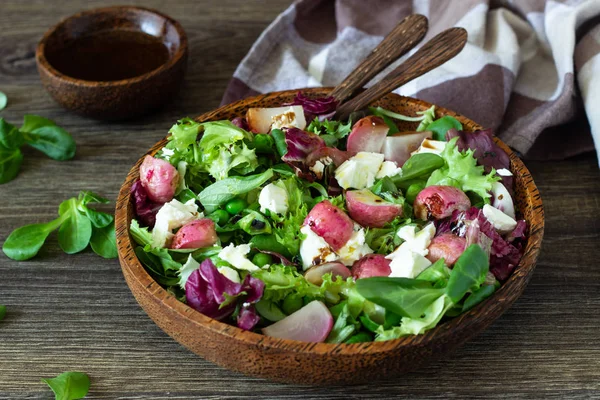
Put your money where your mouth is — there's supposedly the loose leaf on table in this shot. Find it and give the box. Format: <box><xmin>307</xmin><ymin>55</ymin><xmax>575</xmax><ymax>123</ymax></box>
<box><xmin>446</xmin><ymin>244</ymin><xmax>489</xmax><ymax>303</ymax></box>
<box><xmin>0</xmin><ymin>119</ymin><xmax>25</xmax><ymax>149</ymax></box>
<box><xmin>20</xmin><ymin>115</ymin><xmax>76</xmax><ymax>161</ymax></box>
<box><xmin>356</xmin><ymin>277</ymin><xmax>445</xmax><ymax>319</ymax></box>
<box><xmin>0</xmin><ymin>91</ymin><xmax>6</xmax><ymax>110</ymax></box>
<box><xmin>199</xmin><ymin>168</ymin><xmax>273</xmax><ymax>211</ymax></box>
<box><xmin>58</xmin><ymin>199</ymin><xmax>92</xmax><ymax>254</ymax></box>
<box><xmin>2</xmin><ymin>218</ymin><xmax>64</xmax><ymax>261</ymax></box>
<box><xmin>42</xmin><ymin>371</ymin><xmax>90</xmax><ymax>400</ymax></box>
<box><xmin>79</xmin><ymin>191</ymin><xmax>113</xmax><ymax>228</ymax></box>
<box><xmin>90</xmin><ymin>223</ymin><xmax>117</xmax><ymax>259</ymax></box>
<box><xmin>0</xmin><ymin>145</ymin><xmax>23</xmax><ymax>184</ymax></box>
<box><xmin>0</xmin><ymin>305</ymin><xmax>6</xmax><ymax>321</ymax></box>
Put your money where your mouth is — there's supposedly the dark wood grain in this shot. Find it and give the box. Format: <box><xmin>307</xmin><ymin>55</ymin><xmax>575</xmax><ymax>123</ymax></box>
<box><xmin>0</xmin><ymin>0</ymin><xmax>599</xmax><ymax>398</ymax></box>
<box><xmin>336</xmin><ymin>27</ymin><xmax>468</xmax><ymax>120</ymax></box>
<box><xmin>329</xmin><ymin>14</ymin><xmax>428</xmax><ymax>103</ymax></box>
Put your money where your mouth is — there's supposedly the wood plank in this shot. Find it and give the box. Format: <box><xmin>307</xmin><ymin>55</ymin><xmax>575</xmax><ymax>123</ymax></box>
<box><xmin>1</xmin><ymin>0</ymin><xmax>600</xmax><ymax>398</ymax></box>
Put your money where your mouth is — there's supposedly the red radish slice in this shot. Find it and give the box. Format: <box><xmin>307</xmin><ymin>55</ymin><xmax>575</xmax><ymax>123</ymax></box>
<box><xmin>139</xmin><ymin>155</ymin><xmax>179</xmax><ymax>203</ymax></box>
<box><xmin>382</xmin><ymin>131</ymin><xmax>432</xmax><ymax>166</ymax></box>
<box><xmin>304</xmin><ymin>262</ymin><xmax>351</xmax><ymax>286</ymax></box>
<box><xmin>170</xmin><ymin>219</ymin><xmax>218</xmax><ymax>249</ymax></box>
<box><xmin>426</xmin><ymin>233</ymin><xmax>466</xmax><ymax>266</ymax></box>
<box><xmin>346</xmin><ymin>116</ymin><xmax>389</xmax><ymax>154</ymax></box>
<box><xmin>351</xmin><ymin>254</ymin><xmax>392</xmax><ymax>279</ymax></box>
<box><xmin>246</xmin><ymin>106</ymin><xmax>306</xmax><ymax>133</ymax></box>
<box><xmin>262</xmin><ymin>301</ymin><xmax>333</xmax><ymax>343</ymax></box>
<box><xmin>304</xmin><ymin>200</ymin><xmax>354</xmax><ymax>251</ymax></box>
<box><xmin>414</xmin><ymin>185</ymin><xmax>471</xmax><ymax>220</ymax></box>
<box><xmin>346</xmin><ymin>189</ymin><xmax>403</xmax><ymax>228</ymax></box>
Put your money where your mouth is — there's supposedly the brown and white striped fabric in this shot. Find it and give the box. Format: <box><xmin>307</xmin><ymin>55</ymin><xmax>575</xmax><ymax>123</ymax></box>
<box><xmin>222</xmin><ymin>0</ymin><xmax>600</xmax><ymax>163</ymax></box>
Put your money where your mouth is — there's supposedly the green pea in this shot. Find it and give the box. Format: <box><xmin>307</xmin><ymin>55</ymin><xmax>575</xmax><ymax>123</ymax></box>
<box><xmin>405</xmin><ymin>182</ymin><xmax>426</xmax><ymax>205</ymax></box>
<box><xmin>225</xmin><ymin>198</ymin><xmax>247</xmax><ymax>215</ymax></box>
<box><xmin>253</xmin><ymin>134</ymin><xmax>274</xmax><ymax>153</ymax></box>
<box><xmin>252</xmin><ymin>252</ymin><xmax>273</xmax><ymax>267</ymax></box>
<box><xmin>209</xmin><ymin>209</ymin><xmax>230</xmax><ymax>226</ymax></box>
<box><xmin>282</xmin><ymin>295</ymin><xmax>303</xmax><ymax>315</ymax></box>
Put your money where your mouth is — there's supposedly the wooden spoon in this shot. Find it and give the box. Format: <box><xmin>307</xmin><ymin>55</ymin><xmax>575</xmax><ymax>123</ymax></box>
<box><xmin>335</xmin><ymin>27</ymin><xmax>468</xmax><ymax>120</ymax></box>
<box><xmin>330</xmin><ymin>14</ymin><xmax>428</xmax><ymax>104</ymax></box>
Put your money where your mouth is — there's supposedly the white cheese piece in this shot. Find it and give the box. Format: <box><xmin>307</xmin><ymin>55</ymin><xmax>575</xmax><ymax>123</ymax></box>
<box><xmin>412</xmin><ymin>138</ymin><xmax>447</xmax><ymax>156</ymax></box>
<box><xmin>259</xmin><ymin>182</ymin><xmax>289</xmax><ymax>215</ymax></box>
<box><xmin>482</xmin><ymin>204</ymin><xmax>517</xmax><ymax>233</ymax></box>
<box><xmin>178</xmin><ymin>254</ymin><xmax>200</xmax><ymax>289</ymax></box>
<box><xmin>496</xmin><ymin>168</ymin><xmax>513</xmax><ymax>177</ymax></box>
<box><xmin>491</xmin><ymin>181</ymin><xmax>515</xmax><ymax>219</ymax></box>
<box><xmin>337</xmin><ymin>228</ymin><xmax>373</xmax><ymax>266</ymax></box>
<box><xmin>299</xmin><ymin>225</ymin><xmax>339</xmax><ymax>270</ymax></box>
<box><xmin>152</xmin><ymin>199</ymin><xmax>202</xmax><ymax>248</ymax></box>
<box><xmin>176</xmin><ymin>160</ymin><xmax>188</xmax><ymax>194</ymax></box>
<box><xmin>396</xmin><ymin>223</ymin><xmax>436</xmax><ymax>257</ymax></box>
<box><xmin>270</xmin><ymin>106</ymin><xmax>307</xmax><ymax>130</ymax></box>
<box><xmin>376</xmin><ymin>160</ymin><xmax>402</xmax><ymax>179</ymax></box>
<box><xmin>218</xmin><ymin>243</ymin><xmax>259</xmax><ymax>272</ymax></box>
<box><xmin>217</xmin><ymin>266</ymin><xmax>241</xmax><ymax>283</ymax></box>
<box><xmin>160</xmin><ymin>148</ymin><xmax>175</xmax><ymax>160</ymax></box>
<box><xmin>310</xmin><ymin>160</ymin><xmax>326</xmax><ymax>178</ymax></box>
<box><xmin>335</xmin><ymin>152</ymin><xmax>385</xmax><ymax>189</ymax></box>
<box><xmin>387</xmin><ymin>247</ymin><xmax>432</xmax><ymax>278</ymax></box>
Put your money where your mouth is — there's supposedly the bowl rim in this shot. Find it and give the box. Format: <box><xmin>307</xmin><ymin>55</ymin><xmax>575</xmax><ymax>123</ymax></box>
<box><xmin>115</xmin><ymin>88</ymin><xmax>544</xmax><ymax>356</ymax></box>
<box><xmin>35</xmin><ymin>5</ymin><xmax>188</xmax><ymax>86</ymax></box>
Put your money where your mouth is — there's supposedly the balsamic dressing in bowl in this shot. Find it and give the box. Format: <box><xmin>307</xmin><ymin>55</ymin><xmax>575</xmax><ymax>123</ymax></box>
<box><xmin>46</xmin><ymin>30</ymin><xmax>170</xmax><ymax>81</ymax></box>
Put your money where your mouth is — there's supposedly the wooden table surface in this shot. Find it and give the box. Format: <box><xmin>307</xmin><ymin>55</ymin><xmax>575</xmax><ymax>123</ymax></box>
<box><xmin>1</xmin><ymin>0</ymin><xmax>599</xmax><ymax>399</ymax></box>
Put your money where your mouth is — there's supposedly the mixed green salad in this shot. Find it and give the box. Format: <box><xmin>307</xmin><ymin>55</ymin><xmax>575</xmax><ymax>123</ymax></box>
<box><xmin>129</xmin><ymin>92</ymin><xmax>526</xmax><ymax>343</ymax></box>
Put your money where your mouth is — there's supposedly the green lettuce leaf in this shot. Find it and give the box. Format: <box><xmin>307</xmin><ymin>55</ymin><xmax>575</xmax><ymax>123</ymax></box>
<box><xmin>268</xmin><ymin>176</ymin><xmax>308</xmax><ymax>257</ymax></box>
<box><xmin>204</xmin><ymin>142</ymin><xmax>258</xmax><ymax>181</ymax></box>
<box><xmin>426</xmin><ymin>137</ymin><xmax>499</xmax><ymax>201</ymax></box>
<box><xmin>251</xmin><ymin>264</ymin><xmax>322</xmax><ymax>303</ymax></box>
<box><xmin>168</xmin><ymin>118</ymin><xmax>202</xmax><ymax>151</ymax></box>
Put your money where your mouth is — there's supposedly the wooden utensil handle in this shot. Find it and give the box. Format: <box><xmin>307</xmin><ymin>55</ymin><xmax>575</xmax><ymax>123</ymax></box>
<box><xmin>336</xmin><ymin>27</ymin><xmax>468</xmax><ymax>120</ymax></box>
<box><xmin>330</xmin><ymin>14</ymin><xmax>428</xmax><ymax>103</ymax></box>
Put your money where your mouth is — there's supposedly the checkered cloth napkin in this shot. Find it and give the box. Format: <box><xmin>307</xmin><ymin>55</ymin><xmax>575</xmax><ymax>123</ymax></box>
<box><xmin>222</xmin><ymin>0</ymin><xmax>600</xmax><ymax>163</ymax></box>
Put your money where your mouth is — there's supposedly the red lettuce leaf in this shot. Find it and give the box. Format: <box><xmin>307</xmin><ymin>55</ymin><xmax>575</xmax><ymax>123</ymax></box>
<box><xmin>286</xmin><ymin>92</ymin><xmax>338</xmax><ymax>121</ymax></box>
<box><xmin>130</xmin><ymin>180</ymin><xmax>163</xmax><ymax>228</ymax></box>
<box><xmin>231</xmin><ymin>117</ymin><xmax>249</xmax><ymax>131</ymax></box>
<box><xmin>237</xmin><ymin>305</ymin><xmax>261</xmax><ymax>331</ymax></box>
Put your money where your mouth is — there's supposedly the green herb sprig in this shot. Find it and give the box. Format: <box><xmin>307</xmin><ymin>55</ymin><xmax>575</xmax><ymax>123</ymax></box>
<box><xmin>2</xmin><ymin>191</ymin><xmax>117</xmax><ymax>260</ymax></box>
<box><xmin>0</xmin><ymin>115</ymin><xmax>76</xmax><ymax>184</ymax></box>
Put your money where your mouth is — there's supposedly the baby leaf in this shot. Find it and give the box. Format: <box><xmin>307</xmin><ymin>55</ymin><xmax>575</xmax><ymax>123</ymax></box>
<box><xmin>42</xmin><ymin>371</ymin><xmax>90</xmax><ymax>400</ymax></box>
<box><xmin>462</xmin><ymin>284</ymin><xmax>496</xmax><ymax>312</ymax></box>
<box><xmin>0</xmin><ymin>305</ymin><xmax>6</xmax><ymax>321</ymax></box>
<box><xmin>20</xmin><ymin>114</ymin><xmax>55</xmax><ymax>132</ymax></box>
<box><xmin>199</xmin><ymin>168</ymin><xmax>273</xmax><ymax>211</ymax></box>
<box><xmin>446</xmin><ymin>244</ymin><xmax>489</xmax><ymax>303</ymax></box>
<box><xmin>0</xmin><ymin>119</ymin><xmax>25</xmax><ymax>149</ymax></box>
<box><xmin>24</xmin><ymin>125</ymin><xmax>76</xmax><ymax>161</ymax></box>
<box><xmin>425</xmin><ymin>116</ymin><xmax>462</xmax><ymax>141</ymax></box>
<box><xmin>84</xmin><ymin>208</ymin><xmax>113</xmax><ymax>229</ymax></box>
<box><xmin>58</xmin><ymin>199</ymin><xmax>92</xmax><ymax>254</ymax></box>
<box><xmin>2</xmin><ymin>218</ymin><xmax>63</xmax><ymax>260</ymax></box>
<box><xmin>0</xmin><ymin>146</ymin><xmax>23</xmax><ymax>184</ymax></box>
<box><xmin>356</xmin><ymin>277</ymin><xmax>445</xmax><ymax>319</ymax></box>
<box><xmin>90</xmin><ymin>224</ymin><xmax>117</xmax><ymax>259</ymax></box>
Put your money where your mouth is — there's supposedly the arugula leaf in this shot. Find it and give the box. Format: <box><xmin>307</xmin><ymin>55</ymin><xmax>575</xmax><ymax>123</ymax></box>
<box><xmin>356</xmin><ymin>277</ymin><xmax>445</xmax><ymax>319</ymax></box>
<box><xmin>446</xmin><ymin>244</ymin><xmax>489</xmax><ymax>303</ymax></box>
<box><xmin>0</xmin><ymin>91</ymin><xmax>6</xmax><ymax>110</ymax></box>
<box><xmin>424</xmin><ymin>116</ymin><xmax>462</xmax><ymax>141</ymax></box>
<box><xmin>42</xmin><ymin>371</ymin><xmax>90</xmax><ymax>400</ymax></box>
<box><xmin>58</xmin><ymin>198</ymin><xmax>92</xmax><ymax>254</ymax></box>
<box><xmin>426</xmin><ymin>137</ymin><xmax>500</xmax><ymax>201</ymax></box>
<box><xmin>90</xmin><ymin>224</ymin><xmax>117</xmax><ymax>259</ymax></box>
<box><xmin>0</xmin><ymin>305</ymin><xmax>6</xmax><ymax>321</ymax></box>
<box><xmin>199</xmin><ymin>169</ymin><xmax>273</xmax><ymax>212</ymax></box>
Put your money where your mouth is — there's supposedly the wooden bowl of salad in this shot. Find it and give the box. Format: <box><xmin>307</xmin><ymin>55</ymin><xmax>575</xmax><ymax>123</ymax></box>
<box><xmin>115</xmin><ymin>87</ymin><xmax>544</xmax><ymax>385</ymax></box>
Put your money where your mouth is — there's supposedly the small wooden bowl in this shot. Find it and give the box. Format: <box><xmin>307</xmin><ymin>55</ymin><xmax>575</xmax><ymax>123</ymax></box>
<box><xmin>36</xmin><ymin>6</ymin><xmax>188</xmax><ymax>120</ymax></box>
<box><xmin>115</xmin><ymin>88</ymin><xmax>544</xmax><ymax>385</ymax></box>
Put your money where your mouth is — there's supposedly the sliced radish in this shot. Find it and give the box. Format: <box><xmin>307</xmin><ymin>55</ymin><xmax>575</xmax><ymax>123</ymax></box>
<box><xmin>351</xmin><ymin>254</ymin><xmax>391</xmax><ymax>279</ymax></box>
<box><xmin>304</xmin><ymin>262</ymin><xmax>351</xmax><ymax>286</ymax></box>
<box><xmin>170</xmin><ymin>219</ymin><xmax>218</xmax><ymax>249</ymax></box>
<box><xmin>346</xmin><ymin>189</ymin><xmax>403</xmax><ymax>228</ymax></box>
<box><xmin>426</xmin><ymin>233</ymin><xmax>466</xmax><ymax>266</ymax></box>
<box><xmin>346</xmin><ymin>116</ymin><xmax>389</xmax><ymax>154</ymax></box>
<box><xmin>304</xmin><ymin>200</ymin><xmax>354</xmax><ymax>251</ymax></box>
<box><xmin>139</xmin><ymin>155</ymin><xmax>179</xmax><ymax>204</ymax></box>
<box><xmin>246</xmin><ymin>106</ymin><xmax>306</xmax><ymax>133</ymax></box>
<box><xmin>382</xmin><ymin>131</ymin><xmax>432</xmax><ymax>166</ymax></box>
<box><xmin>262</xmin><ymin>301</ymin><xmax>333</xmax><ymax>343</ymax></box>
<box><xmin>414</xmin><ymin>185</ymin><xmax>471</xmax><ymax>220</ymax></box>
